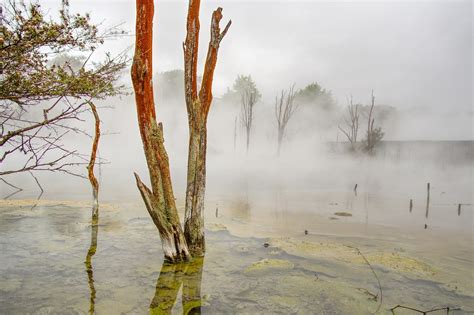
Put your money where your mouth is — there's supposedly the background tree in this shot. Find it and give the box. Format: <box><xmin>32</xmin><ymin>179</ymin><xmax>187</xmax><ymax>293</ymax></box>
<box><xmin>183</xmin><ymin>1</ymin><xmax>231</xmax><ymax>256</ymax></box>
<box><xmin>364</xmin><ymin>91</ymin><xmax>384</xmax><ymax>153</ymax></box>
<box><xmin>154</xmin><ymin>69</ymin><xmax>185</xmax><ymax>102</ymax></box>
<box><xmin>295</xmin><ymin>82</ymin><xmax>335</xmax><ymax>110</ymax></box>
<box><xmin>221</xmin><ymin>74</ymin><xmax>260</xmax><ymax>106</ymax></box>
<box><xmin>0</xmin><ymin>1</ymin><xmax>126</xmax><ymax>203</ymax></box>
<box><xmin>153</xmin><ymin>69</ymin><xmax>203</xmax><ymax>104</ymax></box>
<box><xmin>338</xmin><ymin>95</ymin><xmax>359</xmax><ymax>151</ymax></box>
<box><xmin>275</xmin><ymin>85</ymin><xmax>299</xmax><ymax>156</ymax></box>
<box><xmin>240</xmin><ymin>90</ymin><xmax>257</xmax><ymax>153</ymax></box>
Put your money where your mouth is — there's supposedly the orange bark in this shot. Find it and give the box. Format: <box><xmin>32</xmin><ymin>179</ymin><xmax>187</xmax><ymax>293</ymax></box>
<box><xmin>86</xmin><ymin>101</ymin><xmax>100</xmax><ymax>223</ymax></box>
<box><xmin>132</xmin><ymin>0</ymin><xmax>190</xmax><ymax>262</ymax></box>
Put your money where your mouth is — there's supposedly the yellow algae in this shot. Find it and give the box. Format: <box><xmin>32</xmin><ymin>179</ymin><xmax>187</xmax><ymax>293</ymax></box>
<box><xmin>270</xmin><ymin>238</ymin><xmax>436</xmax><ymax>276</ymax></box>
<box><xmin>357</xmin><ymin>252</ymin><xmax>436</xmax><ymax>276</ymax></box>
<box><xmin>245</xmin><ymin>259</ymin><xmax>294</xmax><ymax>275</ymax></box>
<box><xmin>270</xmin><ymin>238</ymin><xmax>356</xmax><ymax>263</ymax></box>
<box><xmin>0</xmin><ymin>199</ymin><xmax>118</xmax><ymax>210</ymax></box>
<box><xmin>206</xmin><ymin>223</ymin><xmax>227</xmax><ymax>232</ymax></box>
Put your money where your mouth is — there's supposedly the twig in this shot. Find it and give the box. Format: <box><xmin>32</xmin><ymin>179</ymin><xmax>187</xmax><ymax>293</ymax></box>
<box><xmin>357</xmin><ymin>288</ymin><xmax>378</xmax><ymax>301</ymax></box>
<box><xmin>0</xmin><ymin>177</ymin><xmax>23</xmax><ymax>192</ymax></box>
<box><xmin>390</xmin><ymin>304</ymin><xmax>460</xmax><ymax>314</ymax></box>
<box><xmin>346</xmin><ymin>245</ymin><xmax>383</xmax><ymax>313</ymax></box>
<box><xmin>29</xmin><ymin>171</ymin><xmax>44</xmax><ymax>194</ymax></box>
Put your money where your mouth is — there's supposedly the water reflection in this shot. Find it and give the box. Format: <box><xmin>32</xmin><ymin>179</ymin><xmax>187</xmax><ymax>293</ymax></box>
<box><xmin>85</xmin><ymin>209</ymin><xmax>99</xmax><ymax>314</ymax></box>
<box><xmin>425</xmin><ymin>182</ymin><xmax>431</xmax><ymax>218</ymax></box>
<box><xmin>150</xmin><ymin>257</ymin><xmax>204</xmax><ymax>314</ymax></box>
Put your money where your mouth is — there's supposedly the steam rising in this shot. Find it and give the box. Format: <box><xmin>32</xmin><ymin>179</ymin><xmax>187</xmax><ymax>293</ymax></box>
<box><xmin>4</xmin><ymin>0</ymin><xmax>472</xmax><ymax>204</ymax></box>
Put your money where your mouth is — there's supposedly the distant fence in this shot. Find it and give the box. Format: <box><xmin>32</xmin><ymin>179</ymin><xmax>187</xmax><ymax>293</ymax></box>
<box><xmin>327</xmin><ymin>140</ymin><xmax>474</xmax><ymax>165</ymax></box>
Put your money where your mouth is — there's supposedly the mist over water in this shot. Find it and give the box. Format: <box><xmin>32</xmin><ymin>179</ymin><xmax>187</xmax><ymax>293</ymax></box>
<box><xmin>1</xmin><ymin>0</ymin><xmax>473</xmax><ymax>314</ymax></box>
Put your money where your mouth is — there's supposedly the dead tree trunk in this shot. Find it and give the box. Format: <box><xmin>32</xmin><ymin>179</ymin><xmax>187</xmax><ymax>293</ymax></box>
<box><xmin>233</xmin><ymin>116</ymin><xmax>237</xmax><ymax>152</ymax></box>
<box><xmin>338</xmin><ymin>95</ymin><xmax>359</xmax><ymax>151</ymax></box>
<box><xmin>183</xmin><ymin>2</ymin><xmax>231</xmax><ymax>256</ymax></box>
<box><xmin>131</xmin><ymin>0</ymin><xmax>190</xmax><ymax>262</ymax></box>
<box><xmin>87</xmin><ymin>101</ymin><xmax>100</xmax><ymax>225</ymax></box>
<box><xmin>366</xmin><ymin>91</ymin><xmax>376</xmax><ymax>152</ymax></box>
<box><xmin>241</xmin><ymin>90</ymin><xmax>256</xmax><ymax>154</ymax></box>
<box><xmin>275</xmin><ymin>85</ymin><xmax>298</xmax><ymax>156</ymax></box>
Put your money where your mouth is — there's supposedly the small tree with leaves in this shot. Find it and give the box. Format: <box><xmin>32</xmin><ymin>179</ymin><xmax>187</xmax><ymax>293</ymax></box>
<box><xmin>221</xmin><ymin>74</ymin><xmax>260</xmax><ymax>106</ymax></box>
<box><xmin>0</xmin><ymin>1</ymin><xmax>126</xmax><ymax>214</ymax></box>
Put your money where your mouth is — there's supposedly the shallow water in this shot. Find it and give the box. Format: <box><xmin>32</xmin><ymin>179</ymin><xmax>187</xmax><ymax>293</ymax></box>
<box><xmin>0</xmin><ymin>192</ymin><xmax>472</xmax><ymax>314</ymax></box>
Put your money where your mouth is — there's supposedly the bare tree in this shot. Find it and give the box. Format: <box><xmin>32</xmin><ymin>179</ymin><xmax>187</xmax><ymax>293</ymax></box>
<box><xmin>240</xmin><ymin>90</ymin><xmax>257</xmax><ymax>153</ymax></box>
<box><xmin>132</xmin><ymin>0</ymin><xmax>190</xmax><ymax>262</ymax></box>
<box><xmin>338</xmin><ymin>95</ymin><xmax>359</xmax><ymax>151</ymax></box>
<box><xmin>365</xmin><ymin>90</ymin><xmax>384</xmax><ymax>153</ymax></box>
<box><xmin>233</xmin><ymin>116</ymin><xmax>237</xmax><ymax>152</ymax></box>
<box><xmin>131</xmin><ymin>0</ymin><xmax>231</xmax><ymax>261</ymax></box>
<box><xmin>275</xmin><ymin>85</ymin><xmax>298</xmax><ymax>156</ymax></box>
<box><xmin>183</xmin><ymin>2</ymin><xmax>231</xmax><ymax>256</ymax></box>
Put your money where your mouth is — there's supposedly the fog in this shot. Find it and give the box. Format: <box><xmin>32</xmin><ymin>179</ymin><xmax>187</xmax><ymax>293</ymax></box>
<box><xmin>3</xmin><ymin>0</ymin><xmax>473</xmax><ymax>204</ymax></box>
<box><xmin>2</xmin><ymin>2</ymin><xmax>474</xmax><ymax>312</ymax></box>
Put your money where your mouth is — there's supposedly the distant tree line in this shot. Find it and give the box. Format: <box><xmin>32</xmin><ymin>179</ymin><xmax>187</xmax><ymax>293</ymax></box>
<box><xmin>153</xmin><ymin>70</ymin><xmax>392</xmax><ymax>156</ymax></box>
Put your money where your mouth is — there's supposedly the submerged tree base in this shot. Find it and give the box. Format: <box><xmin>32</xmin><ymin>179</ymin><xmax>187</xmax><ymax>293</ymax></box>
<box><xmin>0</xmin><ymin>201</ymin><xmax>472</xmax><ymax>314</ymax></box>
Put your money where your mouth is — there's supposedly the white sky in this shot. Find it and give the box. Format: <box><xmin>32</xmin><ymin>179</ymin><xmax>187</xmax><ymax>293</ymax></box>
<box><xmin>39</xmin><ymin>0</ymin><xmax>474</xmax><ymax>139</ymax></box>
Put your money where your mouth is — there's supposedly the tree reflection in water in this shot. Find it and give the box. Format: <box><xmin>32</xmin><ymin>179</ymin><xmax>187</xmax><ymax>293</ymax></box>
<box><xmin>150</xmin><ymin>257</ymin><xmax>204</xmax><ymax>314</ymax></box>
<box><xmin>84</xmin><ymin>206</ymin><xmax>99</xmax><ymax>314</ymax></box>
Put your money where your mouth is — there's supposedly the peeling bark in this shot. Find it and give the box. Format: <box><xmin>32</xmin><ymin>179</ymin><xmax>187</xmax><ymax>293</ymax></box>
<box><xmin>183</xmin><ymin>3</ymin><xmax>231</xmax><ymax>255</ymax></box>
<box><xmin>86</xmin><ymin>101</ymin><xmax>100</xmax><ymax>224</ymax></box>
<box><xmin>132</xmin><ymin>0</ymin><xmax>190</xmax><ymax>262</ymax></box>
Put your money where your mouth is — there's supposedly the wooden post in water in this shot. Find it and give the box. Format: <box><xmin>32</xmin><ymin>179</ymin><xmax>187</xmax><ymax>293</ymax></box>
<box><xmin>458</xmin><ymin>203</ymin><xmax>461</xmax><ymax>216</ymax></box>
<box><xmin>354</xmin><ymin>184</ymin><xmax>358</xmax><ymax>196</ymax></box>
<box><xmin>425</xmin><ymin>183</ymin><xmax>430</xmax><ymax>218</ymax></box>
<box><xmin>409</xmin><ymin>199</ymin><xmax>413</xmax><ymax>212</ymax></box>
<box><xmin>233</xmin><ymin>116</ymin><xmax>237</xmax><ymax>152</ymax></box>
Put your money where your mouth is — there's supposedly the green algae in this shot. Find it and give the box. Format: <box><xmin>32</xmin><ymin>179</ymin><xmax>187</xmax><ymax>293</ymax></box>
<box><xmin>0</xmin><ymin>201</ymin><xmax>472</xmax><ymax>314</ymax></box>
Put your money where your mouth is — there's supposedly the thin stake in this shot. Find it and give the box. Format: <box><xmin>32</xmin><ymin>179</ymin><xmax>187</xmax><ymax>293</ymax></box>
<box><xmin>425</xmin><ymin>183</ymin><xmax>430</xmax><ymax>218</ymax></box>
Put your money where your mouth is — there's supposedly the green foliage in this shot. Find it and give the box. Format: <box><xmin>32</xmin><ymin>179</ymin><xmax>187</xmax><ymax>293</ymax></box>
<box><xmin>0</xmin><ymin>0</ymin><xmax>127</xmax><ymax>179</ymax></box>
<box><xmin>221</xmin><ymin>74</ymin><xmax>261</xmax><ymax>105</ymax></box>
<box><xmin>0</xmin><ymin>0</ymin><xmax>127</xmax><ymax>105</ymax></box>
<box><xmin>364</xmin><ymin>127</ymin><xmax>385</xmax><ymax>153</ymax></box>
<box><xmin>295</xmin><ymin>82</ymin><xmax>335</xmax><ymax>110</ymax></box>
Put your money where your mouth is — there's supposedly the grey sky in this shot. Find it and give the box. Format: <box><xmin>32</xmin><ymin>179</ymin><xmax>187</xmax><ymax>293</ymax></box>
<box><xmin>44</xmin><ymin>0</ymin><xmax>472</xmax><ymax>139</ymax></box>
